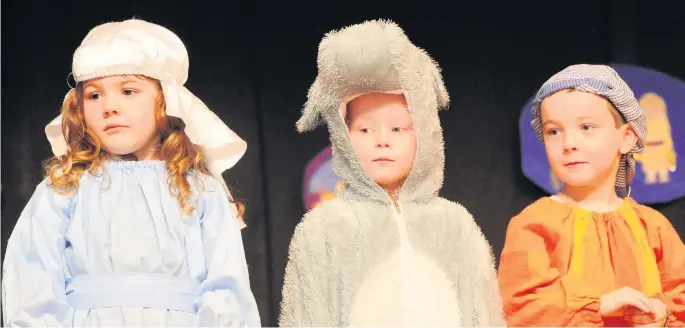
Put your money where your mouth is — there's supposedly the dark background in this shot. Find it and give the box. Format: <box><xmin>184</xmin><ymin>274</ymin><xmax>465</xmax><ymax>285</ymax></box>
<box><xmin>2</xmin><ymin>0</ymin><xmax>684</xmax><ymax>326</ymax></box>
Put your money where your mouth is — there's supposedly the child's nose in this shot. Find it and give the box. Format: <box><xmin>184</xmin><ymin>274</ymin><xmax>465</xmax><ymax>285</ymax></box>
<box><xmin>562</xmin><ymin>132</ymin><xmax>580</xmax><ymax>152</ymax></box>
<box><xmin>376</xmin><ymin>128</ymin><xmax>390</xmax><ymax>148</ymax></box>
<box><xmin>103</xmin><ymin>99</ymin><xmax>120</xmax><ymax>118</ymax></box>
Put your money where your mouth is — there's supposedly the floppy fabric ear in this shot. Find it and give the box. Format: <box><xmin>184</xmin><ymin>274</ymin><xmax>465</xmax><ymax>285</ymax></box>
<box><xmin>425</xmin><ymin>52</ymin><xmax>450</xmax><ymax>110</ymax></box>
<box><xmin>296</xmin><ymin>77</ymin><xmax>327</xmax><ymax>133</ymax></box>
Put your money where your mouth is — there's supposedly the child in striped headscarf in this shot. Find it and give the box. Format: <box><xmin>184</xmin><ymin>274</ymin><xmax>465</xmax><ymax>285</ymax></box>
<box><xmin>498</xmin><ymin>64</ymin><xmax>685</xmax><ymax>327</ymax></box>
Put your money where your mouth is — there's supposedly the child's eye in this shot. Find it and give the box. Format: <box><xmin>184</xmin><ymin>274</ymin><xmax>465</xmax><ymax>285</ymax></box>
<box><xmin>545</xmin><ymin>128</ymin><xmax>560</xmax><ymax>136</ymax></box>
<box><xmin>87</xmin><ymin>92</ymin><xmax>101</xmax><ymax>100</ymax></box>
<box><xmin>392</xmin><ymin>127</ymin><xmax>404</xmax><ymax>132</ymax></box>
<box><xmin>581</xmin><ymin>124</ymin><xmax>594</xmax><ymax>131</ymax></box>
<box><xmin>123</xmin><ymin>89</ymin><xmax>136</xmax><ymax>96</ymax></box>
<box><xmin>359</xmin><ymin>128</ymin><xmax>369</xmax><ymax>133</ymax></box>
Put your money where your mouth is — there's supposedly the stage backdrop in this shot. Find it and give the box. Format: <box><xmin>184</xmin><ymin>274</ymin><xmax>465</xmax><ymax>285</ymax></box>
<box><xmin>3</xmin><ymin>0</ymin><xmax>685</xmax><ymax>326</ymax></box>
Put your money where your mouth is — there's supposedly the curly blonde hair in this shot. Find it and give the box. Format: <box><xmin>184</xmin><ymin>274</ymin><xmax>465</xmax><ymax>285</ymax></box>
<box><xmin>43</xmin><ymin>75</ymin><xmax>245</xmax><ymax>218</ymax></box>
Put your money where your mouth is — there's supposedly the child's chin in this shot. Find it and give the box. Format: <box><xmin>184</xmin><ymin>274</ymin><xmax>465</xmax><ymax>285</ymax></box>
<box><xmin>558</xmin><ymin>176</ymin><xmax>596</xmax><ymax>188</ymax></box>
<box><xmin>373</xmin><ymin>177</ymin><xmax>404</xmax><ymax>189</ymax></box>
<box><xmin>108</xmin><ymin>150</ymin><xmax>137</xmax><ymax>157</ymax></box>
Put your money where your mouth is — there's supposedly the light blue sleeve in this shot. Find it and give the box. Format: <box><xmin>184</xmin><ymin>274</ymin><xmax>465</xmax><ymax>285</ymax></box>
<box><xmin>2</xmin><ymin>180</ymin><xmax>74</xmax><ymax>327</ymax></box>
<box><xmin>194</xmin><ymin>181</ymin><xmax>261</xmax><ymax>327</ymax></box>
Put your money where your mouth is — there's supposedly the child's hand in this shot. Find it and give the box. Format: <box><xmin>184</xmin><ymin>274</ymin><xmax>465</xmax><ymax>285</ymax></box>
<box><xmin>625</xmin><ymin>298</ymin><xmax>668</xmax><ymax>327</ymax></box>
<box><xmin>600</xmin><ymin>287</ymin><xmax>654</xmax><ymax>317</ymax></box>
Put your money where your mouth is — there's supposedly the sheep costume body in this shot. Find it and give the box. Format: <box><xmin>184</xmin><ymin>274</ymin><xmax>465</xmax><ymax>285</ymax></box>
<box><xmin>279</xmin><ymin>20</ymin><xmax>505</xmax><ymax>327</ymax></box>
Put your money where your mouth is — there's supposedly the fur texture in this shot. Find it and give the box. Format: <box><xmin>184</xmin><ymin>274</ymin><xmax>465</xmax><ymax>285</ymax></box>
<box><xmin>281</xmin><ymin>19</ymin><xmax>505</xmax><ymax>327</ymax></box>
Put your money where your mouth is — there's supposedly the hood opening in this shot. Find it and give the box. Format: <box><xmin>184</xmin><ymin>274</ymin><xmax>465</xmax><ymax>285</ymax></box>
<box><xmin>337</xmin><ymin>90</ymin><xmax>420</xmax><ymax>201</ymax></box>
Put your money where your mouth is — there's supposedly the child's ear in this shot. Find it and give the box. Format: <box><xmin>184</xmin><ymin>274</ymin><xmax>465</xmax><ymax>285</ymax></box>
<box><xmin>619</xmin><ymin>124</ymin><xmax>639</xmax><ymax>154</ymax></box>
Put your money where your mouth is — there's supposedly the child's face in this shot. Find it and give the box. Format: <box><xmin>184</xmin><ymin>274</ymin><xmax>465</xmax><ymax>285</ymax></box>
<box><xmin>347</xmin><ymin>93</ymin><xmax>417</xmax><ymax>193</ymax></box>
<box><xmin>541</xmin><ymin>90</ymin><xmax>637</xmax><ymax>190</ymax></box>
<box><xmin>83</xmin><ymin>75</ymin><xmax>160</xmax><ymax>160</ymax></box>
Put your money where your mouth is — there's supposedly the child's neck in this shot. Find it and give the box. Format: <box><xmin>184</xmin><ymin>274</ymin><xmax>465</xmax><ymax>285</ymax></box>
<box><xmin>556</xmin><ymin>184</ymin><xmax>623</xmax><ymax>213</ymax></box>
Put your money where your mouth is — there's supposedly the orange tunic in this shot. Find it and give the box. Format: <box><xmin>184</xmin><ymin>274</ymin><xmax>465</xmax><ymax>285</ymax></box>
<box><xmin>498</xmin><ymin>197</ymin><xmax>685</xmax><ymax>326</ymax></box>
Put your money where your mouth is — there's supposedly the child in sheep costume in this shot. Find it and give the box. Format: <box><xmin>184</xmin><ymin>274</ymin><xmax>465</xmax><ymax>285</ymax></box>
<box><xmin>278</xmin><ymin>19</ymin><xmax>505</xmax><ymax>327</ymax></box>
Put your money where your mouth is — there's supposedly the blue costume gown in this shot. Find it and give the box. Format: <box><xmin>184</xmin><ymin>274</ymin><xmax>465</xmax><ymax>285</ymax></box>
<box><xmin>2</xmin><ymin>160</ymin><xmax>261</xmax><ymax>327</ymax></box>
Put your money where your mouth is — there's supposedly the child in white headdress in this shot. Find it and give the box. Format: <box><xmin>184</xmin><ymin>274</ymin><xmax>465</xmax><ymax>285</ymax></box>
<box><xmin>1</xmin><ymin>18</ymin><xmax>261</xmax><ymax>327</ymax></box>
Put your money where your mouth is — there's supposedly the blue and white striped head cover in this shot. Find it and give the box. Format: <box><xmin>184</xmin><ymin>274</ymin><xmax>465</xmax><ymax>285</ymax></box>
<box><xmin>530</xmin><ymin>64</ymin><xmax>647</xmax><ymax>198</ymax></box>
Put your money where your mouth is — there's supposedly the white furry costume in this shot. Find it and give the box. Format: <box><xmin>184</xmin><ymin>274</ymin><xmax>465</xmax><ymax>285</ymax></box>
<box><xmin>279</xmin><ymin>20</ymin><xmax>505</xmax><ymax>327</ymax></box>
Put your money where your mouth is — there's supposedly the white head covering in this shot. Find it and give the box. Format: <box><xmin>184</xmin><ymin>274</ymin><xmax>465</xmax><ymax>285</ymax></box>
<box><xmin>45</xmin><ymin>18</ymin><xmax>248</xmax><ymax>227</ymax></box>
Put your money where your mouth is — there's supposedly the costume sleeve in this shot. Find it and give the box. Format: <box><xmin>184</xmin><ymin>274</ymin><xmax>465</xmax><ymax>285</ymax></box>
<box><xmin>459</xmin><ymin>207</ymin><xmax>507</xmax><ymax>327</ymax></box>
<box><xmin>652</xmin><ymin>214</ymin><xmax>685</xmax><ymax>326</ymax></box>
<box><xmin>2</xmin><ymin>181</ymin><xmax>74</xmax><ymax>327</ymax></box>
<box><xmin>194</xmin><ymin>183</ymin><xmax>261</xmax><ymax>327</ymax></box>
<box><xmin>498</xmin><ymin>213</ymin><xmax>604</xmax><ymax>326</ymax></box>
<box><xmin>278</xmin><ymin>218</ymin><xmax>329</xmax><ymax>327</ymax></box>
